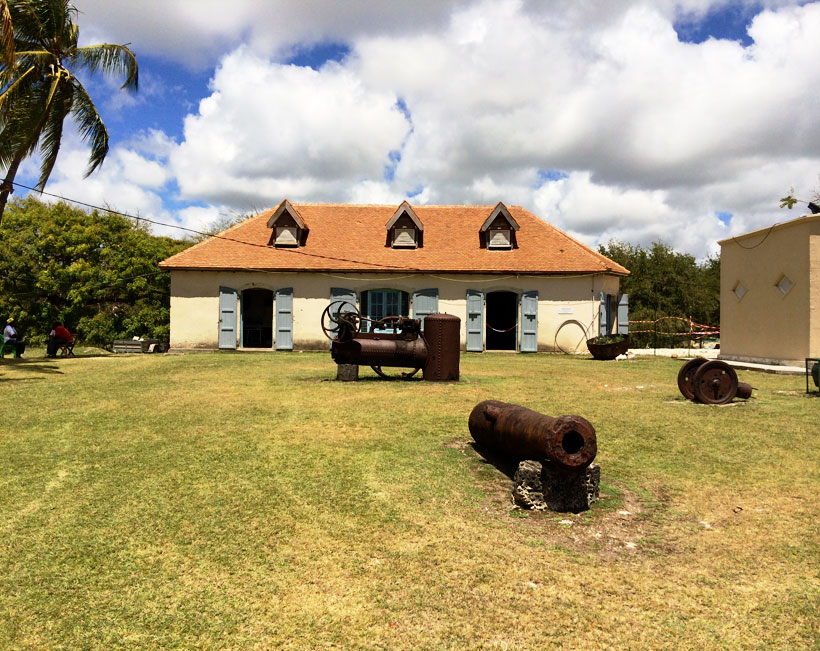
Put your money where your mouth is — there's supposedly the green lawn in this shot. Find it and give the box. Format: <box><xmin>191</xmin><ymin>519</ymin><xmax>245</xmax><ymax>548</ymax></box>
<box><xmin>1</xmin><ymin>351</ymin><xmax>818</xmax><ymax>649</ymax></box>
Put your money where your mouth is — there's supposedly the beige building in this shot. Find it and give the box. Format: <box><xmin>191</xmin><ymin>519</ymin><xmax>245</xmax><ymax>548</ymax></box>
<box><xmin>160</xmin><ymin>200</ymin><xmax>629</xmax><ymax>353</ymax></box>
<box><xmin>719</xmin><ymin>212</ymin><xmax>820</xmax><ymax>366</ymax></box>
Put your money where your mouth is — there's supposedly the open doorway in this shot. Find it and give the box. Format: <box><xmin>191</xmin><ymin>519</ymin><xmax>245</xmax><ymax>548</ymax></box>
<box><xmin>486</xmin><ymin>291</ymin><xmax>518</xmax><ymax>350</ymax></box>
<box><xmin>242</xmin><ymin>288</ymin><xmax>273</xmax><ymax>348</ymax></box>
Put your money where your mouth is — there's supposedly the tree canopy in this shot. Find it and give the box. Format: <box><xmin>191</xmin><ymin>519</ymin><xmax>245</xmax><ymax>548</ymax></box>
<box><xmin>0</xmin><ymin>0</ymin><xmax>138</xmax><ymax>225</ymax></box>
<box><xmin>0</xmin><ymin>197</ymin><xmax>189</xmax><ymax>346</ymax></box>
<box><xmin>599</xmin><ymin>240</ymin><xmax>720</xmax><ymax>347</ymax></box>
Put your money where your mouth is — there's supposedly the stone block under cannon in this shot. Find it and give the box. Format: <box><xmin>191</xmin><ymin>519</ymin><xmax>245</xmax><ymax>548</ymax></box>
<box><xmin>321</xmin><ymin>301</ymin><xmax>460</xmax><ymax>381</ymax></box>
<box><xmin>468</xmin><ymin>400</ymin><xmax>600</xmax><ymax>512</ymax></box>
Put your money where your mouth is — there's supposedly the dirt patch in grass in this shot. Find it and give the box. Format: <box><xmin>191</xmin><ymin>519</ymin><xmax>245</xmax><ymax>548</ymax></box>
<box><xmin>445</xmin><ymin>436</ymin><xmax>674</xmax><ymax>561</ymax></box>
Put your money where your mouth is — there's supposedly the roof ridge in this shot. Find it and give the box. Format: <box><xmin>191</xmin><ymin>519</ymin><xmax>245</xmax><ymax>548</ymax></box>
<box><xmin>293</xmin><ymin>202</ymin><xmax>500</xmax><ymax>208</ymax></box>
<box><xmin>515</xmin><ymin>206</ymin><xmax>629</xmax><ymax>275</ymax></box>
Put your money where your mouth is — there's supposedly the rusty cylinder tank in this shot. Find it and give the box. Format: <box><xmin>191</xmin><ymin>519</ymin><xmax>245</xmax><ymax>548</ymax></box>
<box><xmin>422</xmin><ymin>313</ymin><xmax>460</xmax><ymax>381</ymax></box>
<box><xmin>331</xmin><ymin>336</ymin><xmax>428</xmax><ymax>368</ymax></box>
<box><xmin>468</xmin><ymin>400</ymin><xmax>597</xmax><ymax>470</ymax></box>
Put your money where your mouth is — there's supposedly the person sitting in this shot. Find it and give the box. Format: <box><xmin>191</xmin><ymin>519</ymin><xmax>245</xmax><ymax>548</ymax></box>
<box><xmin>3</xmin><ymin>317</ymin><xmax>26</xmax><ymax>357</ymax></box>
<box><xmin>47</xmin><ymin>323</ymin><xmax>73</xmax><ymax>358</ymax></box>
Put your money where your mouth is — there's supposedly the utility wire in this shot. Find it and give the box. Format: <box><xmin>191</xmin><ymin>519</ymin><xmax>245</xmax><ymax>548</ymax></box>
<box><xmin>10</xmin><ymin>181</ymin><xmax>427</xmax><ymax>272</ymax></box>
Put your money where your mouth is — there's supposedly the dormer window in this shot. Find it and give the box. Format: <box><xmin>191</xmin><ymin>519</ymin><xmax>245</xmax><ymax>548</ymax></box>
<box><xmin>267</xmin><ymin>199</ymin><xmax>308</xmax><ymax>248</ymax></box>
<box><xmin>480</xmin><ymin>202</ymin><xmax>520</xmax><ymax>250</ymax></box>
<box><xmin>275</xmin><ymin>225</ymin><xmax>298</xmax><ymax>247</ymax></box>
<box><xmin>386</xmin><ymin>201</ymin><xmax>423</xmax><ymax>249</ymax></box>
<box><xmin>488</xmin><ymin>227</ymin><xmax>512</xmax><ymax>249</ymax></box>
<box><xmin>393</xmin><ymin>227</ymin><xmax>417</xmax><ymax>248</ymax></box>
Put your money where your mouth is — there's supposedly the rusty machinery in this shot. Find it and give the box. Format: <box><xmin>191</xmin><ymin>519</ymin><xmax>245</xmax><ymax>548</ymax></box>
<box><xmin>677</xmin><ymin>358</ymin><xmax>753</xmax><ymax>405</ymax></box>
<box><xmin>468</xmin><ymin>400</ymin><xmax>597</xmax><ymax>470</ymax></box>
<box><xmin>321</xmin><ymin>301</ymin><xmax>460</xmax><ymax>381</ymax></box>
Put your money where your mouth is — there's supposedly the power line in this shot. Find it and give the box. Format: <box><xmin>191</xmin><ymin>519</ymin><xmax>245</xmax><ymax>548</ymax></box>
<box><xmin>10</xmin><ymin>181</ymin><xmax>426</xmax><ymax>272</ymax></box>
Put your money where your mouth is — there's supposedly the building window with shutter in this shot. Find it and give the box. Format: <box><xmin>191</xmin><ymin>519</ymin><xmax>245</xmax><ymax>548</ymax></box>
<box><xmin>266</xmin><ymin>199</ymin><xmax>309</xmax><ymax>248</ymax></box>
<box><xmin>393</xmin><ymin>227</ymin><xmax>417</xmax><ymax>248</ymax></box>
<box><xmin>480</xmin><ymin>202</ymin><xmax>519</xmax><ymax>250</ymax></box>
<box><xmin>386</xmin><ymin>201</ymin><xmax>423</xmax><ymax>249</ymax></box>
<box><xmin>275</xmin><ymin>225</ymin><xmax>298</xmax><ymax>247</ymax></box>
<box><xmin>488</xmin><ymin>228</ymin><xmax>512</xmax><ymax>249</ymax></box>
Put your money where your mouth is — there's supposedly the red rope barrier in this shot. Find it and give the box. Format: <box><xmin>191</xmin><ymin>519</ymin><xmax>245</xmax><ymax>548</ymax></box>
<box><xmin>627</xmin><ymin>316</ymin><xmax>719</xmax><ymax>338</ymax></box>
<box><xmin>486</xmin><ymin>323</ymin><xmax>518</xmax><ymax>333</ymax></box>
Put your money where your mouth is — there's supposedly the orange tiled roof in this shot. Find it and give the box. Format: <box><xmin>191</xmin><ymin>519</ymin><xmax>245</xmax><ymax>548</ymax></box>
<box><xmin>160</xmin><ymin>202</ymin><xmax>629</xmax><ymax>275</ymax></box>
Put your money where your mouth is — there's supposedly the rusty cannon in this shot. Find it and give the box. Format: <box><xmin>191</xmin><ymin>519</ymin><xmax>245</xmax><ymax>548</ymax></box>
<box><xmin>321</xmin><ymin>301</ymin><xmax>460</xmax><ymax>381</ymax></box>
<box><xmin>677</xmin><ymin>358</ymin><xmax>753</xmax><ymax>405</ymax></box>
<box><xmin>468</xmin><ymin>400</ymin><xmax>597</xmax><ymax>469</ymax></box>
<box><xmin>468</xmin><ymin>400</ymin><xmax>599</xmax><ymax>512</ymax></box>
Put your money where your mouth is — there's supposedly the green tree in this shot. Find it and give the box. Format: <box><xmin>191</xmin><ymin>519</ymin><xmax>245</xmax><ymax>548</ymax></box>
<box><xmin>0</xmin><ymin>0</ymin><xmax>138</xmax><ymax>225</ymax></box>
<box><xmin>599</xmin><ymin>240</ymin><xmax>720</xmax><ymax>348</ymax></box>
<box><xmin>0</xmin><ymin>197</ymin><xmax>189</xmax><ymax>346</ymax></box>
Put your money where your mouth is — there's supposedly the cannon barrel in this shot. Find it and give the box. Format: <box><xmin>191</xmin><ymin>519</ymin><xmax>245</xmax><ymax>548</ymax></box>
<box><xmin>468</xmin><ymin>400</ymin><xmax>597</xmax><ymax>470</ymax></box>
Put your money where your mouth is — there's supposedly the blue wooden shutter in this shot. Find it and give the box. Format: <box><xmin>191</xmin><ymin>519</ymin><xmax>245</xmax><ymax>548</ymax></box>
<box><xmin>413</xmin><ymin>288</ymin><xmax>438</xmax><ymax>330</ymax></box>
<box><xmin>275</xmin><ymin>287</ymin><xmax>293</xmax><ymax>350</ymax></box>
<box><xmin>599</xmin><ymin>292</ymin><xmax>612</xmax><ymax>336</ymax></box>
<box><xmin>466</xmin><ymin>290</ymin><xmax>484</xmax><ymax>352</ymax></box>
<box><xmin>330</xmin><ymin>287</ymin><xmax>357</xmax><ymax>312</ymax></box>
<box><xmin>330</xmin><ymin>288</ymin><xmax>357</xmax><ymax>344</ymax></box>
<box><xmin>617</xmin><ymin>293</ymin><xmax>629</xmax><ymax>335</ymax></box>
<box><xmin>520</xmin><ymin>290</ymin><xmax>538</xmax><ymax>353</ymax></box>
<box><xmin>219</xmin><ymin>286</ymin><xmax>238</xmax><ymax>349</ymax></box>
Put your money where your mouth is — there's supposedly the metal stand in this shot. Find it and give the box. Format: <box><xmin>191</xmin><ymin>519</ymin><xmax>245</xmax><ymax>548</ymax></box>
<box><xmin>805</xmin><ymin>358</ymin><xmax>820</xmax><ymax>394</ymax></box>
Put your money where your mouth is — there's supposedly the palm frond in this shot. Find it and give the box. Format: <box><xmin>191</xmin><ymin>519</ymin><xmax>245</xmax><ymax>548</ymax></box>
<box><xmin>0</xmin><ymin>0</ymin><xmax>13</xmax><ymax>66</ymax></box>
<box><xmin>69</xmin><ymin>77</ymin><xmax>107</xmax><ymax>176</ymax></box>
<box><xmin>0</xmin><ymin>62</ymin><xmax>35</xmax><ymax>106</ymax></box>
<box><xmin>74</xmin><ymin>42</ymin><xmax>138</xmax><ymax>91</ymax></box>
<box><xmin>0</xmin><ymin>75</ymin><xmax>52</xmax><ymax>168</ymax></box>
<box><xmin>35</xmin><ymin>76</ymin><xmax>70</xmax><ymax>188</ymax></box>
<box><xmin>8</xmin><ymin>0</ymin><xmax>47</xmax><ymax>46</ymax></box>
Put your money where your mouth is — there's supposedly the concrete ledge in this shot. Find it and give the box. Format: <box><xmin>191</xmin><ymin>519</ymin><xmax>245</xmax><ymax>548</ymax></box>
<box><xmin>718</xmin><ymin>355</ymin><xmax>805</xmax><ymax>375</ymax></box>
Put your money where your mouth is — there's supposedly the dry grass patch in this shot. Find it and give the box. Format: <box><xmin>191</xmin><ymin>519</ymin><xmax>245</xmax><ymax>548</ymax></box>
<box><xmin>0</xmin><ymin>352</ymin><xmax>818</xmax><ymax>648</ymax></box>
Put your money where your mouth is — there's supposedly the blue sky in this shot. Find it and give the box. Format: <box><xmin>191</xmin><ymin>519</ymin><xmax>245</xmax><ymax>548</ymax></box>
<box><xmin>15</xmin><ymin>0</ymin><xmax>820</xmax><ymax>259</ymax></box>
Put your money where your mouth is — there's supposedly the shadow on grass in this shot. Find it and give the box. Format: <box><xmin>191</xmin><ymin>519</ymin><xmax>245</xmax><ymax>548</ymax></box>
<box><xmin>0</xmin><ymin>358</ymin><xmax>64</xmax><ymax>380</ymax></box>
<box><xmin>469</xmin><ymin>441</ymin><xmax>518</xmax><ymax>480</ymax></box>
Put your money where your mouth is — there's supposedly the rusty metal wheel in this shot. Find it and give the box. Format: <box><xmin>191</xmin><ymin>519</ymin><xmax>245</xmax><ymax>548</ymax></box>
<box><xmin>371</xmin><ymin>365</ymin><xmax>422</xmax><ymax>379</ymax></box>
<box><xmin>677</xmin><ymin>357</ymin><xmax>709</xmax><ymax>400</ymax></box>
<box><xmin>692</xmin><ymin>360</ymin><xmax>738</xmax><ymax>405</ymax></box>
<box><xmin>321</xmin><ymin>301</ymin><xmax>360</xmax><ymax>342</ymax></box>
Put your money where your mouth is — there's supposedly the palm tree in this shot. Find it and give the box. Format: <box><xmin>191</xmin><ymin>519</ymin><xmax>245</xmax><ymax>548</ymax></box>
<box><xmin>0</xmin><ymin>0</ymin><xmax>138</xmax><ymax>226</ymax></box>
<box><xmin>1</xmin><ymin>1</ymin><xmax>13</xmax><ymax>66</ymax></box>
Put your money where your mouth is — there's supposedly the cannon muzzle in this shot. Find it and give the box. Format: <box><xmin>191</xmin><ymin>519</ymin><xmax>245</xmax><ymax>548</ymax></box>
<box><xmin>468</xmin><ymin>400</ymin><xmax>597</xmax><ymax>470</ymax></box>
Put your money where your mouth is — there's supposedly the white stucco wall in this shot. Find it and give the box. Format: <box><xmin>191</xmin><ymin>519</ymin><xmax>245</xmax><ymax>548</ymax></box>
<box><xmin>169</xmin><ymin>270</ymin><xmax>622</xmax><ymax>352</ymax></box>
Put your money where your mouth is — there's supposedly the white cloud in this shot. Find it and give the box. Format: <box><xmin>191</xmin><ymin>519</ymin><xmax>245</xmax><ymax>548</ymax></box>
<box><xmin>49</xmin><ymin>0</ymin><xmax>820</xmax><ymax>259</ymax></box>
<box><xmin>169</xmin><ymin>48</ymin><xmax>410</xmax><ymax>207</ymax></box>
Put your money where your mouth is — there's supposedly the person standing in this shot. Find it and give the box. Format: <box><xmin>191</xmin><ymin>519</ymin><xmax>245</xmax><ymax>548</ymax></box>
<box><xmin>47</xmin><ymin>323</ymin><xmax>73</xmax><ymax>358</ymax></box>
<box><xmin>3</xmin><ymin>317</ymin><xmax>26</xmax><ymax>357</ymax></box>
